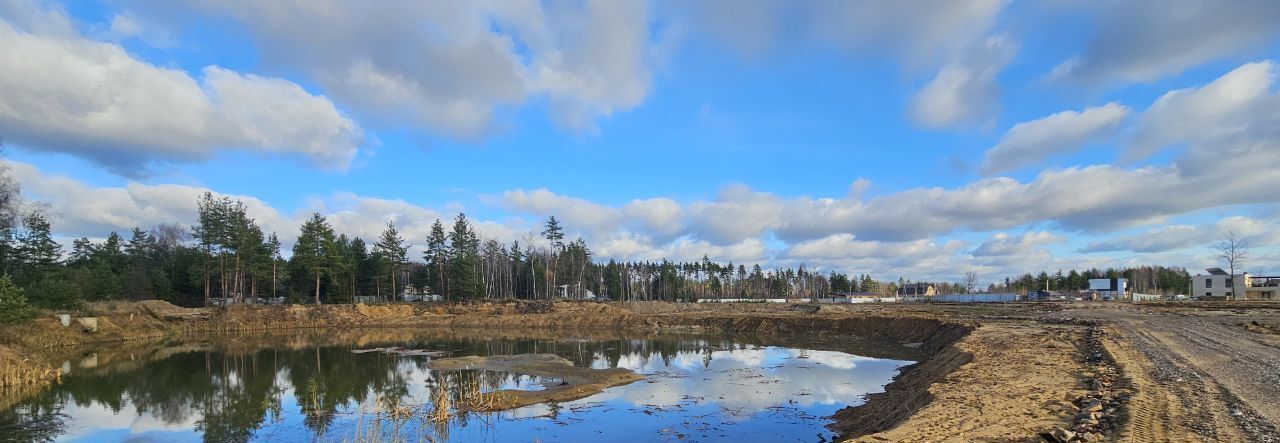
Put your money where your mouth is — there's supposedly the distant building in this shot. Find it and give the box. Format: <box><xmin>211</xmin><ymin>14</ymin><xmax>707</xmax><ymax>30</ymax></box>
<box><xmin>1088</xmin><ymin>278</ymin><xmax>1128</xmax><ymax>300</ymax></box>
<box><xmin>1192</xmin><ymin>268</ymin><xmax>1280</xmax><ymax>300</ymax></box>
<box><xmin>896</xmin><ymin>283</ymin><xmax>937</xmax><ymax>297</ymax></box>
<box><xmin>1026</xmin><ymin>290</ymin><xmax>1060</xmax><ymax>301</ymax></box>
<box><xmin>821</xmin><ymin>291</ymin><xmax>892</xmax><ymax>303</ymax></box>
<box><xmin>557</xmin><ymin>284</ymin><xmax>597</xmax><ymax>300</ymax></box>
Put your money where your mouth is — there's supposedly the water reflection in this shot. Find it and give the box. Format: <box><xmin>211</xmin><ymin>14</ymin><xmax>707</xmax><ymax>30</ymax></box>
<box><xmin>0</xmin><ymin>332</ymin><xmax>912</xmax><ymax>442</ymax></box>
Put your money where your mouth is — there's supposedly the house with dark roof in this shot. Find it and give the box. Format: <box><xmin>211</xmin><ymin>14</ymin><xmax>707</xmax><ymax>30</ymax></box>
<box><xmin>896</xmin><ymin>283</ymin><xmax>937</xmax><ymax>296</ymax></box>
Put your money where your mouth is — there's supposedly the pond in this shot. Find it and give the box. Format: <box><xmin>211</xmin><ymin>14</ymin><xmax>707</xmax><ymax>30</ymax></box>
<box><xmin>0</xmin><ymin>330</ymin><xmax>915</xmax><ymax>442</ymax></box>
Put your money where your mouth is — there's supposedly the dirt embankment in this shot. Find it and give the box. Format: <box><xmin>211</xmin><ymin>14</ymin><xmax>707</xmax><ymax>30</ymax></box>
<box><xmin>12</xmin><ymin>300</ymin><xmax>1118</xmax><ymax>442</ymax></box>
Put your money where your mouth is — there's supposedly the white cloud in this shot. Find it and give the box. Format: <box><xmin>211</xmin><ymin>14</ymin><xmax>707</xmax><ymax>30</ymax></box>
<box><xmin>981</xmin><ymin>103</ymin><xmax>1130</xmax><ymax>174</ymax></box>
<box><xmin>688</xmin><ymin>184</ymin><xmax>784</xmax><ymax>245</ymax></box>
<box><xmin>131</xmin><ymin>0</ymin><xmax>660</xmax><ymax>137</ymax></box>
<box><xmin>1050</xmin><ymin>0</ymin><xmax>1280</xmax><ymax>85</ymax></box>
<box><xmin>685</xmin><ymin>0</ymin><xmax>1009</xmax><ymax>64</ymax></box>
<box><xmin>622</xmin><ymin>197</ymin><xmax>684</xmax><ymax>238</ymax></box>
<box><xmin>811</xmin><ymin>0</ymin><xmax>1009</xmax><ymax>66</ymax></box>
<box><xmin>7</xmin><ymin>160</ymin><xmax>287</xmax><ymax>237</ymax></box>
<box><xmin>1081</xmin><ymin>216</ymin><xmax>1280</xmax><ymax>253</ymax></box>
<box><xmin>908</xmin><ymin>35</ymin><xmax>1016</xmax><ymax>129</ymax></box>
<box><xmin>1132</xmin><ymin>61</ymin><xmax>1280</xmax><ymax>160</ymax></box>
<box><xmin>102</xmin><ymin>13</ymin><xmax>174</xmax><ymax>47</ymax></box>
<box><xmin>0</xmin><ymin>20</ymin><xmax>362</xmax><ymax>176</ymax></box>
<box><xmin>501</xmin><ymin>188</ymin><xmax>623</xmax><ymax>239</ymax></box>
<box><xmin>0</xmin><ymin>0</ymin><xmax>74</xmax><ymax>37</ymax></box>
<box><xmin>682</xmin><ymin>0</ymin><xmax>1014</xmax><ymax>130</ymax></box>
<box><xmin>972</xmin><ymin>231</ymin><xmax>1064</xmax><ymax>256</ymax></box>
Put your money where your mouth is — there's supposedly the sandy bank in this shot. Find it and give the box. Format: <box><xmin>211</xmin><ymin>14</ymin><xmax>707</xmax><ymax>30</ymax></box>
<box><xmin>4</xmin><ymin>300</ymin><xmax>1111</xmax><ymax>442</ymax></box>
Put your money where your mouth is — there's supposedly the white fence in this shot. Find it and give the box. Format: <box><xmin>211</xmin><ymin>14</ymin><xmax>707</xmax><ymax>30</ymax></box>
<box><xmin>353</xmin><ymin>294</ymin><xmax>441</xmax><ymax>303</ymax></box>
<box><xmin>208</xmin><ymin>297</ymin><xmax>286</xmax><ymax>306</ymax></box>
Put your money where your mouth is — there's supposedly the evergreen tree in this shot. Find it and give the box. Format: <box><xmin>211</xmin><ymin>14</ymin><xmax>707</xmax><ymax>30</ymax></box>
<box><xmin>349</xmin><ymin>237</ymin><xmax>373</xmax><ymax>298</ymax></box>
<box><xmin>14</xmin><ymin>211</ymin><xmax>61</xmax><ymax>286</ymax></box>
<box><xmin>604</xmin><ymin>259</ymin><xmax>623</xmax><ymax>299</ymax></box>
<box><xmin>0</xmin><ymin>274</ymin><xmax>33</xmax><ymax>324</ymax></box>
<box><xmin>423</xmin><ymin>219</ymin><xmax>449</xmax><ymax>298</ymax></box>
<box><xmin>292</xmin><ymin>213</ymin><xmax>336</xmax><ymax>305</ymax></box>
<box><xmin>541</xmin><ymin>216</ymin><xmax>565</xmax><ymax>251</ymax></box>
<box><xmin>374</xmin><ymin>222</ymin><xmax>408</xmax><ymax>301</ymax></box>
<box><xmin>448</xmin><ymin>214</ymin><xmax>481</xmax><ymax>299</ymax></box>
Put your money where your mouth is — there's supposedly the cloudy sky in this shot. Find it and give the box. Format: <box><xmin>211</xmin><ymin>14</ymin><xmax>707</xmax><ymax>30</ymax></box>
<box><xmin>2</xmin><ymin>0</ymin><xmax>1279</xmax><ymax>285</ymax></box>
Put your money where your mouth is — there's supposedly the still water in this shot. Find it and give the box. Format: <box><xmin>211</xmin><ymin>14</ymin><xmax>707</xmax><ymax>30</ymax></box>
<box><xmin>0</xmin><ymin>331</ymin><xmax>913</xmax><ymax>442</ymax></box>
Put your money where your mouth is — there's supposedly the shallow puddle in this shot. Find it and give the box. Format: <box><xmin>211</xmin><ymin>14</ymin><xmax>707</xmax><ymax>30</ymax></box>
<box><xmin>0</xmin><ymin>332</ymin><xmax>912</xmax><ymax>442</ymax></box>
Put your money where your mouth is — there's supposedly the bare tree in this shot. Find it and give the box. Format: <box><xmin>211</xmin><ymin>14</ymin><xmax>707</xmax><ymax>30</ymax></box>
<box><xmin>962</xmin><ymin>271</ymin><xmax>978</xmax><ymax>294</ymax></box>
<box><xmin>1215</xmin><ymin>229</ymin><xmax>1248</xmax><ymax>300</ymax></box>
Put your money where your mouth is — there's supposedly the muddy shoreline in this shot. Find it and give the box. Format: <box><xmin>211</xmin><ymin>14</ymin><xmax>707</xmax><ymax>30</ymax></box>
<box><xmin>8</xmin><ymin>300</ymin><xmax>1280</xmax><ymax>441</ymax></box>
<box><xmin>0</xmin><ymin>300</ymin><xmax>976</xmax><ymax>440</ymax></box>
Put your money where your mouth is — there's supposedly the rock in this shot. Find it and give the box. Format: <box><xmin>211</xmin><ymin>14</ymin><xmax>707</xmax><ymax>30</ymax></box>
<box><xmin>1051</xmin><ymin>428</ymin><xmax>1076</xmax><ymax>442</ymax></box>
<box><xmin>56</xmin><ymin>314</ymin><xmax>70</xmax><ymax>327</ymax></box>
<box><xmin>1082</xmin><ymin>400</ymin><xmax>1103</xmax><ymax>412</ymax></box>
<box><xmin>77</xmin><ymin>317</ymin><xmax>98</xmax><ymax>333</ymax></box>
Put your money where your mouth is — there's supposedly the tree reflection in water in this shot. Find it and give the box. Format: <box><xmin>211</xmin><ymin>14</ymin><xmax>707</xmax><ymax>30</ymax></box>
<box><xmin>0</xmin><ymin>331</ymin><xmax>913</xmax><ymax>442</ymax></box>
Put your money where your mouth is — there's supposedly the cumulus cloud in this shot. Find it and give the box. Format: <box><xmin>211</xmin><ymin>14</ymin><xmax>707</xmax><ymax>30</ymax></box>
<box><xmin>981</xmin><ymin>103</ymin><xmax>1129</xmax><ymax>174</ymax></box>
<box><xmin>908</xmin><ymin>35</ymin><xmax>1017</xmax><ymax>129</ymax></box>
<box><xmin>127</xmin><ymin>0</ymin><xmax>660</xmax><ymax>137</ymax></box>
<box><xmin>5</xmin><ymin>160</ymin><xmax>528</xmax><ymax>259</ymax></box>
<box><xmin>682</xmin><ymin>0</ymin><xmax>1014</xmax><ymax>129</ymax></box>
<box><xmin>1081</xmin><ymin>216</ymin><xmax>1280</xmax><ymax>253</ymax></box>
<box><xmin>685</xmin><ymin>0</ymin><xmax>1008</xmax><ymax>63</ymax></box>
<box><xmin>6</xmin><ymin>160</ymin><xmax>287</xmax><ymax>237</ymax></box>
<box><xmin>501</xmin><ymin>188</ymin><xmax>622</xmax><ymax>238</ymax></box>
<box><xmin>810</xmin><ymin>0</ymin><xmax>1009</xmax><ymax>66</ymax></box>
<box><xmin>0</xmin><ymin>0</ymin><xmax>74</xmax><ymax>37</ymax></box>
<box><xmin>1050</xmin><ymin>0</ymin><xmax>1280</xmax><ymax>85</ymax></box>
<box><xmin>499</xmin><ymin>189</ymin><xmax>688</xmax><ymax>252</ymax></box>
<box><xmin>1131</xmin><ymin>61</ymin><xmax>1280</xmax><ymax>160</ymax></box>
<box><xmin>972</xmin><ymin>231</ymin><xmax>1064</xmax><ymax>256</ymax></box>
<box><xmin>687</xmin><ymin>184</ymin><xmax>783</xmax><ymax>245</ymax></box>
<box><xmin>0</xmin><ymin>20</ymin><xmax>362</xmax><ymax>176</ymax></box>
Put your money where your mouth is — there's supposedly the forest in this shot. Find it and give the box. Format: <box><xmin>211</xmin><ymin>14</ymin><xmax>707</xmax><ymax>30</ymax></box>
<box><xmin>0</xmin><ymin>163</ymin><xmax>1192</xmax><ymax>315</ymax></box>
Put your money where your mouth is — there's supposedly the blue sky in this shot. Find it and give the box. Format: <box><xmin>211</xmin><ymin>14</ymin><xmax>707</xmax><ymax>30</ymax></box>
<box><xmin>2</xmin><ymin>0</ymin><xmax>1279</xmax><ymax>285</ymax></box>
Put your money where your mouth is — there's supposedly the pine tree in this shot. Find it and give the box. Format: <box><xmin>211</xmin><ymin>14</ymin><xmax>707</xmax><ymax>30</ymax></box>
<box><xmin>292</xmin><ymin>213</ymin><xmax>336</xmax><ymax>305</ymax></box>
<box><xmin>15</xmin><ymin>211</ymin><xmax>61</xmax><ymax>286</ymax></box>
<box><xmin>123</xmin><ymin>227</ymin><xmax>154</xmax><ymax>298</ymax></box>
<box><xmin>448</xmin><ymin>214</ymin><xmax>481</xmax><ymax>299</ymax></box>
<box><xmin>0</xmin><ymin>274</ymin><xmax>33</xmax><ymax>324</ymax></box>
<box><xmin>424</xmin><ymin>219</ymin><xmax>449</xmax><ymax>298</ymax></box>
<box><xmin>374</xmin><ymin>222</ymin><xmax>408</xmax><ymax>301</ymax></box>
<box><xmin>542</xmin><ymin>216</ymin><xmax>565</xmax><ymax>298</ymax></box>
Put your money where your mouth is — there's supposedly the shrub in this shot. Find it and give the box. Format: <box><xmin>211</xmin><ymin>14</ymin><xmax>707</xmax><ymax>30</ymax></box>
<box><xmin>26</xmin><ymin>277</ymin><xmax>83</xmax><ymax>310</ymax></box>
<box><xmin>0</xmin><ymin>275</ymin><xmax>36</xmax><ymax>324</ymax></box>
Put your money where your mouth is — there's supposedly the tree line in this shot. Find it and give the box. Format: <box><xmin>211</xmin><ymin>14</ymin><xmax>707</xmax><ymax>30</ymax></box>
<box><xmin>992</xmin><ymin>265</ymin><xmax>1192</xmax><ymax>295</ymax></box>
<box><xmin>0</xmin><ymin>161</ymin><xmax>1199</xmax><ymax>317</ymax></box>
<box><xmin>0</xmin><ymin>187</ymin><xmax>920</xmax><ymax>310</ymax></box>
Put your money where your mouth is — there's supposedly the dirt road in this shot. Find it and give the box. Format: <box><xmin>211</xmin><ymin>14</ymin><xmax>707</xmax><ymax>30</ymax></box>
<box><xmin>1065</xmin><ymin>304</ymin><xmax>1280</xmax><ymax>442</ymax></box>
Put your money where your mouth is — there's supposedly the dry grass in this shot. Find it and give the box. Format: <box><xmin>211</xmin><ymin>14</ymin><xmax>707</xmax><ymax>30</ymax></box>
<box><xmin>0</xmin><ymin>359</ymin><xmax>58</xmax><ymax>388</ymax></box>
<box><xmin>333</xmin><ymin>374</ymin><xmax>511</xmax><ymax>443</ymax></box>
<box><xmin>454</xmin><ymin>377</ymin><xmax>517</xmax><ymax>412</ymax></box>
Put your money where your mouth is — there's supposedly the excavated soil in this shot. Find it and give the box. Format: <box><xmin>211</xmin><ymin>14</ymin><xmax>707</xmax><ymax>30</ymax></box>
<box><xmin>427</xmin><ymin>353</ymin><xmax>646</xmax><ymax>409</ymax></box>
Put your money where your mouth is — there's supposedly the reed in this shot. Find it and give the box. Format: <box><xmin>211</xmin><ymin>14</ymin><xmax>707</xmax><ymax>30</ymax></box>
<box><xmin>454</xmin><ymin>377</ymin><xmax>516</xmax><ymax>412</ymax></box>
<box><xmin>0</xmin><ymin>360</ymin><xmax>58</xmax><ymax>388</ymax></box>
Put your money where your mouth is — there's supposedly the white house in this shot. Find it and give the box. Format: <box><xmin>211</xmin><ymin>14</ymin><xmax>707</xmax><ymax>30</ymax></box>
<box><xmin>1193</xmin><ymin>268</ymin><xmax>1280</xmax><ymax>300</ymax></box>
<box><xmin>557</xmin><ymin>284</ymin><xmax>597</xmax><ymax>300</ymax></box>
